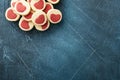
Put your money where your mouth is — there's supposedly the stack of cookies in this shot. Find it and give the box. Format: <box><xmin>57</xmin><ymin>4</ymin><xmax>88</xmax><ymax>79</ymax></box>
<box><xmin>5</xmin><ymin>0</ymin><xmax>62</xmax><ymax>31</ymax></box>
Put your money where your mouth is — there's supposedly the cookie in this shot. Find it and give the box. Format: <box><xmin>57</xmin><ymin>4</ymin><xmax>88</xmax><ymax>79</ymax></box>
<box><xmin>14</xmin><ymin>0</ymin><xmax>30</xmax><ymax>15</ymax></box>
<box><xmin>30</xmin><ymin>0</ymin><xmax>46</xmax><ymax>11</ymax></box>
<box><xmin>47</xmin><ymin>0</ymin><xmax>60</xmax><ymax>4</ymax></box>
<box><xmin>32</xmin><ymin>10</ymin><xmax>47</xmax><ymax>25</ymax></box>
<box><xmin>5</xmin><ymin>7</ymin><xmax>20</xmax><ymax>21</ymax></box>
<box><xmin>35</xmin><ymin>20</ymin><xmax>50</xmax><ymax>31</ymax></box>
<box><xmin>47</xmin><ymin>9</ymin><xmax>62</xmax><ymax>24</ymax></box>
<box><xmin>23</xmin><ymin>11</ymin><xmax>34</xmax><ymax>21</ymax></box>
<box><xmin>19</xmin><ymin>17</ymin><xmax>34</xmax><ymax>31</ymax></box>
<box><xmin>43</xmin><ymin>2</ymin><xmax>54</xmax><ymax>14</ymax></box>
<box><xmin>11</xmin><ymin>0</ymin><xmax>25</xmax><ymax>10</ymax></box>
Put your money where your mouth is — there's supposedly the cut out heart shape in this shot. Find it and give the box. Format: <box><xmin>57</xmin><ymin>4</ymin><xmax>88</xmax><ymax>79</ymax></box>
<box><xmin>24</xmin><ymin>12</ymin><xmax>33</xmax><ymax>19</ymax></box>
<box><xmin>7</xmin><ymin>9</ymin><xmax>17</xmax><ymax>19</ymax></box>
<box><xmin>50</xmin><ymin>14</ymin><xmax>61</xmax><ymax>22</ymax></box>
<box><xmin>34</xmin><ymin>0</ymin><xmax>44</xmax><ymax>9</ymax></box>
<box><xmin>43</xmin><ymin>3</ymin><xmax>53</xmax><ymax>13</ymax></box>
<box><xmin>16</xmin><ymin>2</ymin><xmax>26</xmax><ymax>12</ymax></box>
<box><xmin>21</xmin><ymin>20</ymin><xmax>30</xmax><ymax>29</ymax></box>
<box><xmin>35</xmin><ymin>15</ymin><xmax>45</xmax><ymax>24</ymax></box>
<box><xmin>42</xmin><ymin>21</ymin><xmax>50</xmax><ymax>30</ymax></box>
<box><xmin>23</xmin><ymin>11</ymin><xmax>33</xmax><ymax>21</ymax></box>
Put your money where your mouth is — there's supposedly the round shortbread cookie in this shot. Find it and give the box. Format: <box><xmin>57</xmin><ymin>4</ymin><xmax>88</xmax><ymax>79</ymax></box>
<box><xmin>5</xmin><ymin>7</ymin><xmax>20</xmax><ymax>21</ymax></box>
<box><xmin>47</xmin><ymin>0</ymin><xmax>60</xmax><ymax>4</ymax></box>
<box><xmin>14</xmin><ymin>0</ymin><xmax>30</xmax><ymax>15</ymax></box>
<box><xmin>35</xmin><ymin>20</ymin><xmax>50</xmax><ymax>31</ymax></box>
<box><xmin>32</xmin><ymin>10</ymin><xmax>47</xmax><ymax>25</ymax></box>
<box><xmin>11</xmin><ymin>0</ymin><xmax>25</xmax><ymax>10</ymax></box>
<box><xmin>47</xmin><ymin>9</ymin><xmax>62</xmax><ymax>24</ymax></box>
<box><xmin>30</xmin><ymin>0</ymin><xmax>46</xmax><ymax>11</ymax></box>
<box><xmin>19</xmin><ymin>17</ymin><xmax>34</xmax><ymax>31</ymax></box>
<box><xmin>43</xmin><ymin>2</ymin><xmax>54</xmax><ymax>14</ymax></box>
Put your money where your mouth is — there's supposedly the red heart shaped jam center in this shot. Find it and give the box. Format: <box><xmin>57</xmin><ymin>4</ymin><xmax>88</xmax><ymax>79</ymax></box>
<box><xmin>16</xmin><ymin>2</ymin><xmax>26</xmax><ymax>12</ymax></box>
<box><xmin>34</xmin><ymin>0</ymin><xmax>44</xmax><ymax>9</ymax></box>
<box><xmin>50</xmin><ymin>14</ymin><xmax>61</xmax><ymax>22</ymax></box>
<box><xmin>42</xmin><ymin>21</ymin><xmax>49</xmax><ymax>29</ymax></box>
<box><xmin>24</xmin><ymin>12</ymin><xmax>33</xmax><ymax>19</ymax></box>
<box><xmin>35</xmin><ymin>15</ymin><xmax>45</xmax><ymax>24</ymax></box>
<box><xmin>21</xmin><ymin>20</ymin><xmax>30</xmax><ymax>29</ymax></box>
<box><xmin>43</xmin><ymin>4</ymin><xmax>52</xmax><ymax>13</ymax></box>
<box><xmin>7</xmin><ymin>9</ymin><xmax>17</xmax><ymax>19</ymax></box>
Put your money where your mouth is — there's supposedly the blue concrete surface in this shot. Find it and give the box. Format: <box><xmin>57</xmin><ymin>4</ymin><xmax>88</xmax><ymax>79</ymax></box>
<box><xmin>0</xmin><ymin>0</ymin><xmax>120</xmax><ymax>80</ymax></box>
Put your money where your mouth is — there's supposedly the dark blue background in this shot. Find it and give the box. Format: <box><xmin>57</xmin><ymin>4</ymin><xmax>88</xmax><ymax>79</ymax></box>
<box><xmin>0</xmin><ymin>0</ymin><xmax>120</xmax><ymax>80</ymax></box>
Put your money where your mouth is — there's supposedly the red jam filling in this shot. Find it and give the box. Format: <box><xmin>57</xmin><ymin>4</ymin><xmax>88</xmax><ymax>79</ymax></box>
<box><xmin>21</xmin><ymin>20</ymin><xmax>30</xmax><ymax>29</ymax></box>
<box><xmin>7</xmin><ymin>9</ymin><xmax>17</xmax><ymax>19</ymax></box>
<box><xmin>16</xmin><ymin>2</ymin><xmax>26</xmax><ymax>12</ymax></box>
<box><xmin>34</xmin><ymin>0</ymin><xmax>44</xmax><ymax>9</ymax></box>
<box><xmin>35</xmin><ymin>15</ymin><xmax>45</xmax><ymax>24</ymax></box>
<box><xmin>24</xmin><ymin>12</ymin><xmax>33</xmax><ymax>19</ymax></box>
<box><xmin>42</xmin><ymin>21</ymin><xmax>49</xmax><ymax>29</ymax></box>
<box><xmin>43</xmin><ymin>4</ymin><xmax>52</xmax><ymax>13</ymax></box>
<box><xmin>50</xmin><ymin>14</ymin><xmax>61</xmax><ymax>22</ymax></box>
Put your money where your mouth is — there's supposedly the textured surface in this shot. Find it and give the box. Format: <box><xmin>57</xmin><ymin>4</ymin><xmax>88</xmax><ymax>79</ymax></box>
<box><xmin>0</xmin><ymin>0</ymin><xmax>120</xmax><ymax>80</ymax></box>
